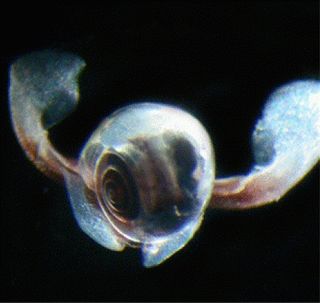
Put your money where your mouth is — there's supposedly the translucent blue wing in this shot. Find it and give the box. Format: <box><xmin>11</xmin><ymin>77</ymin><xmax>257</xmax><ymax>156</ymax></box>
<box><xmin>212</xmin><ymin>80</ymin><xmax>320</xmax><ymax>209</ymax></box>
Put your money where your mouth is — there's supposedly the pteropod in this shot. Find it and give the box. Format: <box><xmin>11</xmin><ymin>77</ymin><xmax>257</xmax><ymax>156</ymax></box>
<box><xmin>9</xmin><ymin>50</ymin><xmax>320</xmax><ymax>267</ymax></box>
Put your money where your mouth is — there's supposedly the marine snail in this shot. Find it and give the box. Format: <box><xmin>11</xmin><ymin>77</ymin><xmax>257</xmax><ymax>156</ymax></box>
<box><xmin>9</xmin><ymin>50</ymin><xmax>320</xmax><ymax>267</ymax></box>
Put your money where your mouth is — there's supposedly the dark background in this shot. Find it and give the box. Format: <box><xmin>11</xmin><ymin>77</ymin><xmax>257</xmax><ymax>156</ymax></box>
<box><xmin>1</xmin><ymin>1</ymin><xmax>319</xmax><ymax>301</ymax></box>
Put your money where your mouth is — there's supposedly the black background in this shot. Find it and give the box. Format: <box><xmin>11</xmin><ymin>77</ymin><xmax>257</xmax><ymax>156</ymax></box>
<box><xmin>1</xmin><ymin>1</ymin><xmax>319</xmax><ymax>301</ymax></box>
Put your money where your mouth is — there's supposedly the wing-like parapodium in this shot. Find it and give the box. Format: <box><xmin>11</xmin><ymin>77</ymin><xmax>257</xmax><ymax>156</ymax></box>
<box><xmin>211</xmin><ymin>80</ymin><xmax>320</xmax><ymax>209</ymax></box>
<box><xmin>9</xmin><ymin>50</ymin><xmax>85</xmax><ymax>180</ymax></box>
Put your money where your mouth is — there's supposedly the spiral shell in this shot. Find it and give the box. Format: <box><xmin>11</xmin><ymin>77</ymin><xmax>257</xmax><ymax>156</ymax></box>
<box><xmin>63</xmin><ymin>103</ymin><xmax>215</xmax><ymax>265</ymax></box>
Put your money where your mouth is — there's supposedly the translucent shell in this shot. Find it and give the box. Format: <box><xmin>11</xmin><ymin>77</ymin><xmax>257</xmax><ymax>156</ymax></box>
<box><xmin>65</xmin><ymin>103</ymin><xmax>215</xmax><ymax>267</ymax></box>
